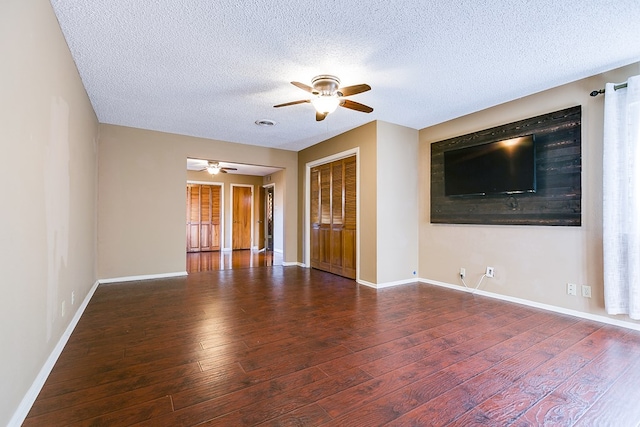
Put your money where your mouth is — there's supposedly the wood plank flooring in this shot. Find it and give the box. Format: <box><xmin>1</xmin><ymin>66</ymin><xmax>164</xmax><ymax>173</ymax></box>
<box><xmin>186</xmin><ymin>250</ymin><xmax>282</xmax><ymax>273</ymax></box>
<box><xmin>24</xmin><ymin>267</ymin><xmax>640</xmax><ymax>426</ymax></box>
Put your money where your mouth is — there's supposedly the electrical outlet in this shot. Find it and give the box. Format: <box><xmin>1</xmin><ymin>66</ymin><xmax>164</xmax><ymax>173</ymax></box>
<box><xmin>567</xmin><ymin>283</ymin><xmax>577</xmax><ymax>296</ymax></box>
<box><xmin>486</xmin><ymin>266</ymin><xmax>494</xmax><ymax>278</ymax></box>
<box><xmin>61</xmin><ymin>300</ymin><xmax>66</xmax><ymax>317</ymax></box>
<box><xmin>582</xmin><ymin>285</ymin><xmax>592</xmax><ymax>298</ymax></box>
<box><xmin>71</xmin><ymin>291</ymin><xmax>75</xmax><ymax>305</ymax></box>
<box><xmin>460</xmin><ymin>268</ymin><xmax>466</xmax><ymax>279</ymax></box>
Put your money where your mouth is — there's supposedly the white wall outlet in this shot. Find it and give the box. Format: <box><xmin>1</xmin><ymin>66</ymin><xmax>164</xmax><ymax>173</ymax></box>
<box><xmin>486</xmin><ymin>266</ymin><xmax>494</xmax><ymax>278</ymax></box>
<box><xmin>460</xmin><ymin>268</ymin><xmax>466</xmax><ymax>279</ymax></box>
<box><xmin>582</xmin><ymin>285</ymin><xmax>592</xmax><ymax>298</ymax></box>
<box><xmin>71</xmin><ymin>291</ymin><xmax>75</xmax><ymax>305</ymax></box>
<box><xmin>61</xmin><ymin>300</ymin><xmax>66</xmax><ymax>317</ymax></box>
<box><xmin>567</xmin><ymin>283</ymin><xmax>577</xmax><ymax>296</ymax></box>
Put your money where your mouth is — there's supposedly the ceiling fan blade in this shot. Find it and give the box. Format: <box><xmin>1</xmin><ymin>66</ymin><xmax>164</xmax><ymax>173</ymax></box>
<box><xmin>340</xmin><ymin>99</ymin><xmax>374</xmax><ymax>113</ymax></box>
<box><xmin>273</xmin><ymin>99</ymin><xmax>310</xmax><ymax>108</ymax></box>
<box><xmin>291</xmin><ymin>81</ymin><xmax>314</xmax><ymax>93</ymax></box>
<box><xmin>316</xmin><ymin>111</ymin><xmax>327</xmax><ymax>121</ymax></box>
<box><xmin>338</xmin><ymin>84</ymin><xmax>371</xmax><ymax>97</ymax></box>
<box><xmin>221</xmin><ymin>167</ymin><xmax>237</xmax><ymax>171</ymax></box>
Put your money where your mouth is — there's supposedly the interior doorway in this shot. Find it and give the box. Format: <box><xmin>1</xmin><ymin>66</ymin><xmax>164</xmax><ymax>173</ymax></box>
<box><xmin>186</xmin><ymin>159</ymin><xmax>285</xmax><ymax>272</ymax></box>
<box><xmin>264</xmin><ymin>185</ymin><xmax>275</xmax><ymax>251</ymax></box>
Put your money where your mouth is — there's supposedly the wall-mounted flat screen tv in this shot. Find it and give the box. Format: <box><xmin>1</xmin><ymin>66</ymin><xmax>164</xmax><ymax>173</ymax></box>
<box><xmin>444</xmin><ymin>135</ymin><xmax>536</xmax><ymax>197</ymax></box>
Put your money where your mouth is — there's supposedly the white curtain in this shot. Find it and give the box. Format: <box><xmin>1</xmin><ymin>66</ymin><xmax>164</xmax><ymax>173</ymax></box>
<box><xmin>603</xmin><ymin>75</ymin><xmax>640</xmax><ymax>319</ymax></box>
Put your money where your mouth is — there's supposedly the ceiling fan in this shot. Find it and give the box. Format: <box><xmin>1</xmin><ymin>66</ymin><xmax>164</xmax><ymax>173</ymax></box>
<box><xmin>274</xmin><ymin>75</ymin><xmax>373</xmax><ymax>121</ymax></box>
<box><xmin>198</xmin><ymin>161</ymin><xmax>237</xmax><ymax>175</ymax></box>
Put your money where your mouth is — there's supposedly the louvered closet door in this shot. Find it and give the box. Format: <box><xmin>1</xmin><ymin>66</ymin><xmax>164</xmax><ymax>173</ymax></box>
<box><xmin>186</xmin><ymin>185</ymin><xmax>201</xmax><ymax>252</ymax></box>
<box><xmin>342</xmin><ymin>157</ymin><xmax>357</xmax><ymax>278</ymax></box>
<box><xmin>310</xmin><ymin>156</ymin><xmax>356</xmax><ymax>279</ymax></box>
<box><xmin>186</xmin><ymin>184</ymin><xmax>221</xmax><ymax>252</ymax></box>
<box><xmin>201</xmin><ymin>185</ymin><xmax>221</xmax><ymax>251</ymax></box>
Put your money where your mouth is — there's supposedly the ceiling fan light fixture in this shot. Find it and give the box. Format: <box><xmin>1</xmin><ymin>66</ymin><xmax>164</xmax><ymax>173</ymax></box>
<box><xmin>311</xmin><ymin>95</ymin><xmax>340</xmax><ymax>115</ymax></box>
<box><xmin>206</xmin><ymin>163</ymin><xmax>221</xmax><ymax>175</ymax></box>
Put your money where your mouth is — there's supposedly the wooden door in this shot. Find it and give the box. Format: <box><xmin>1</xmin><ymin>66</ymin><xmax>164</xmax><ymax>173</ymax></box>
<box><xmin>232</xmin><ymin>186</ymin><xmax>252</xmax><ymax>249</ymax></box>
<box><xmin>310</xmin><ymin>156</ymin><xmax>356</xmax><ymax>279</ymax></box>
<box><xmin>186</xmin><ymin>185</ymin><xmax>201</xmax><ymax>252</ymax></box>
<box><xmin>186</xmin><ymin>184</ymin><xmax>221</xmax><ymax>252</ymax></box>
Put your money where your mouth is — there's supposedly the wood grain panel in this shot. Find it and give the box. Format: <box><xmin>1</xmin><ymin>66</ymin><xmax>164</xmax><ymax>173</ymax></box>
<box><xmin>320</xmin><ymin>164</ymin><xmax>331</xmax><ymax>225</ymax></box>
<box><xmin>344</xmin><ymin>157</ymin><xmax>356</xmax><ymax>230</ymax></box>
<box><xmin>232</xmin><ymin>186</ymin><xmax>252</xmax><ymax>249</ymax></box>
<box><xmin>332</xmin><ymin>161</ymin><xmax>343</xmax><ymax>226</ymax></box>
<box><xmin>330</xmin><ymin>228</ymin><xmax>343</xmax><ymax>273</ymax></box>
<box><xmin>431</xmin><ymin>106</ymin><xmax>581</xmax><ymax>226</ymax></box>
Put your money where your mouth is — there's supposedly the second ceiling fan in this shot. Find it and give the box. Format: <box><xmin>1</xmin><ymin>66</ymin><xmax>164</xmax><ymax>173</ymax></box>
<box><xmin>198</xmin><ymin>161</ymin><xmax>237</xmax><ymax>175</ymax></box>
<box><xmin>274</xmin><ymin>75</ymin><xmax>373</xmax><ymax>121</ymax></box>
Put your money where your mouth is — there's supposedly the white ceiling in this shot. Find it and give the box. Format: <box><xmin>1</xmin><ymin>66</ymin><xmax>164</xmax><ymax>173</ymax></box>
<box><xmin>51</xmin><ymin>0</ymin><xmax>640</xmax><ymax>152</ymax></box>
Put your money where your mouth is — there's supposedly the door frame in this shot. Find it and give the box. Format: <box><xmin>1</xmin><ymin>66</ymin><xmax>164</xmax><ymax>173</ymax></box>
<box><xmin>304</xmin><ymin>148</ymin><xmax>359</xmax><ymax>279</ymax></box>
<box><xmin>262</xmin><ymin>183</ymin><xmax>275</xmax><ymax>251</ymax></box>
<box><xmin>230</xmin><ymin>183</ymin><xmax>254</xmax><ymax>250</ymax></box>
<box><xmin>186</xmin><ymin>181</ymin><xmax>224</xmax><ymax>252</ymax></box>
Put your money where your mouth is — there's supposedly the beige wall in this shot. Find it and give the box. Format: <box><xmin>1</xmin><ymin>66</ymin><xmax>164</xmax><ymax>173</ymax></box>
<box><xmin>298</xmin><ymin>122</ymin><xmax>378</xmax><ymax>283</ymax></box>
<box><xmin>419</xmin><ymin>61</ymin><xmax>640</xmax><ymax>323</ymax></box>
<box><xmin>98</xmin><ymin>124</ymin><xmax>298</xmax><ymax>279</ymax></box>
<box><xmin>376</xmin><ymin>122</ymin><xmax>420</xmax><ymax>284</ymax></box>
<box><xmin>187</xmin><ymin>170</ymin><xmax>266</xmax><ymax>250</ymax></box>
<box><xmin>0</xmin><ymin>0</ymin><xmax>99</xmax><ymax>424</ymax></box>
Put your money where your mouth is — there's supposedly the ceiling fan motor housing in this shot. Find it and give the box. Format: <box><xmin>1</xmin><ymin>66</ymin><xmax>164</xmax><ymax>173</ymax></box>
<box><xmin>311</xmin><ymin>75</ymin><xmax>341</xmax><ymax>96</ymax></box>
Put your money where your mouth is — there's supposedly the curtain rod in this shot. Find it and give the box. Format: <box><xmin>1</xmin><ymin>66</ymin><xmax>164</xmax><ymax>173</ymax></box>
<box><xmin>590</xmin><ymin>82</ymin><xmax>628</xmax><ymax>97</ymax></box>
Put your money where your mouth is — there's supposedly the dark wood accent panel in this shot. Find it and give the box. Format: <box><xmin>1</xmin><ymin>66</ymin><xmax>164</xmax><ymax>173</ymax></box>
<box><xmin>431</xmin><ymin>106</ymin><xmax>582</xmax><ymax>226</ymax></box>
<box><xmin>24</xmin><ymin>268</ymin><xmax>640</xmax><ymax>425</ymax></box>
<box><xmin>310</xmin><ymin>156</ymin><xmax>357</xmax><ymax>279</ymax></box>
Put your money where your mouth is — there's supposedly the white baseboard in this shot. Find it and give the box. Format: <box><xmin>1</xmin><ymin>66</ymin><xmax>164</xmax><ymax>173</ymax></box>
<box><xmin>420</xmin><ymin>277</ymin><xmax>640</xmax><ymax>332</ymax></box>
<box><xmin>357</xmin><ymin>279</ymin><xmax>377</xmax><ymax>288</ymax></box>
<box><xmin>9</xmin><ymin>280</ymin><xmax>100</xmax><ymax>427</ymax></box>
<box><xmin>359</xmin><ymin>277</ymin><xmax>419</xmax><ymax>289</ymax></box>
<box><xmin>98</xmin><ymin>271</ymin><xmax>187</xmax><ymax>284</ymax></box>
<box><xmin>282</xmin><ymin>261</ymin><xmax>305</xmax><ymax>267</ymax></box>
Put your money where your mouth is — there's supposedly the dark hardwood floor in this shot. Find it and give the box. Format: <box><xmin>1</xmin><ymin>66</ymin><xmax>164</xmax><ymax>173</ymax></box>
<box><xmin>24</xmin><ymin>266</ymin><xmax>640</xmax><ymax>426</ymax></box>
<box><xmin>186</xmin><ymin>250</ymin><xmax>283</xmax><ymax>273</ymax></box>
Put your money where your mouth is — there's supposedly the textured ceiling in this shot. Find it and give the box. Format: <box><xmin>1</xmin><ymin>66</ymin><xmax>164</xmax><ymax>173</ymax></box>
<box><xmin>51</xmin><ymin>0</ymin><xmax>640</xmax><ymax>152</ymax></box>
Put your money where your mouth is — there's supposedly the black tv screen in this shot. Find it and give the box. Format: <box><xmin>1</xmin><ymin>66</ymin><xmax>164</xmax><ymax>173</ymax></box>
<box><xmin>444</xmin><ymin>135</ymin><xmax>536</xmax><ymax>197</ymax></box>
